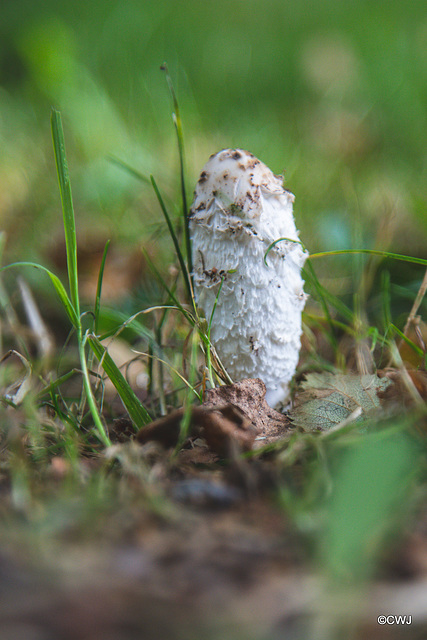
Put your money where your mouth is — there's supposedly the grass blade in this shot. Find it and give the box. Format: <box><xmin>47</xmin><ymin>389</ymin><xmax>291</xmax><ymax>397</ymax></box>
<box><xmin>303</xmin><ymin>262</ymin><xmax>339</xmax><ymax>349</ymax></box>
<box><xmin>36</xmin><ymin>369</ymin><xmax>81</xmax><ymax>400</ymax></box>
<box><xmin>160</xmin><ymin>64</ymin><xmax>192</xmax><ymax>277</ymax></box>
<box><xmin>303</xmin><ymin>263</ymin><xmax>355</xmax><ymax>324</ymax></box>
<box><xmin>389</xmin><ymin>323</ymin><xmax>425</xmax><ymax>357</ymax></box>
<box><xmin>150</xmin><ymin>175</ymin><xmax>193</xmax><ymax>303</ymax></box>
<box><xmin>142</xmin><ymin>247</ymin><xmax>195</xmax><ymax>326</ymax></box>
<box><xmin>0</xmin><ymin>262</ymin><xmax>79</xmax><ymax>328</ymax></box>
<box><xmin>264</xmin><ymin>236</ymin><xmax>306</xmax><ymax>266</ymax></box>
<box><xmin>51</xmin><ymin>111</ymin><xmax>110</xmax><ymax>447</ymax></box>
<box><xmin>381</xmin><ymin>270</ymin><xmax>392</xmax><ymax>331</ymax></box>
<box><xmin>88</xmin><ymin>334</ymin><xmax>152</xmax><ymax>428</ymax></box>
<box><xmin>264</xmin><ymin>236</ymin><xmax>339</xmax><ymax>347</ymax></box>
<box><xmin>310</xmin><ymin>248</ymin><xmax>427</xmax><ymax>266</ymax></box>
<box><xmin>95</xmin><ymin>307</ymin><xmax>155</xmax><ymax>343</ymax></box>
<box><xmin>51</xmin><ymin>109</ymin><xmax>80</xmax><ymax>316</ymax></box>
<box><xmin>94</xmin><ymin>239</ymin><xmax>111</xmax><ymax>334</ymax></box>
<box><xmin>134</xmin><ymin>349</ymin><xmax>202</xmax><ymax>402</ymax></box>
<box><xmin>78</xmin><ymin>336</ymin><xmax>111</xmax><ymax>446</ymax></box>
<box><xmin>108</xmin><ymin>156</ymin><xmax>151</xmax><ymax>185</ymax></box>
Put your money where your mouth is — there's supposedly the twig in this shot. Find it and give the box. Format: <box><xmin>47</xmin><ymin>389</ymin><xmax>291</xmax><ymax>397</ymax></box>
<box><xmin>400</xmin><ymin>267</ymin><xmax>427</xmax><ymax>346</ymax></box>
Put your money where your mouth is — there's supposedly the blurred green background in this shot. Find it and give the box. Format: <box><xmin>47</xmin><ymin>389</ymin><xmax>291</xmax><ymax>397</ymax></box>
<box><xmin>1</xmin><ymin>0</ymin><xmax>426</xmax><ymax>309</ymax></box>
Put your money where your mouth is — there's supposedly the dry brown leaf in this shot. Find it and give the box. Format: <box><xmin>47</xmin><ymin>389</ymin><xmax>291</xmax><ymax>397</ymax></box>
<box><xmin>204</xmin><ymin>378</ymin><xmax>292</xmax><ymax>445</ymax></box>
<box><xmin>136</xmin><ymin>404</ymin><xmax>257</xmax><ymax>456</ymax></box>
<box><xmin>398</xmin><ymin>319</ymin><xmax>427</xmax><ymax>368</ymax></box>
<box><xmin>377</xmin><ymin>368</ymin><xmax>427</xmax><ymax>408</ymax></box>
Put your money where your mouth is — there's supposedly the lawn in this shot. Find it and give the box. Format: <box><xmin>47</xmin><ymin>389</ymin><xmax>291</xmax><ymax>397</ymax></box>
<box><xmin>0</xmin><ymin>1</ymin><xmax>427</xmax><ymax>638</ymax></box>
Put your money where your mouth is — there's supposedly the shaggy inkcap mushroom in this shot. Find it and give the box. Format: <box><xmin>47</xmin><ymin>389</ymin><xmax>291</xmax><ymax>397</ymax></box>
<box><xmin>190</xmin><ymin>149</ymin><xmax>308</xmax><ymax>407</ymax></box>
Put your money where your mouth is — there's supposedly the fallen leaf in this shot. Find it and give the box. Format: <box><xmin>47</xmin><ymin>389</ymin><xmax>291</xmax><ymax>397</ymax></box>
<box><xmin>136</xmin><ymin>404</ymin><xmax>257</xmax><ymax>456</ymax></box>
<box><xmin>197</xmin><ymin>404</ymin><xmax>258</xmax><ymax>455</ymax></box>
<box><xmin>204</xmin><ymin>378</ymin><xmax>292</xmax><ymax>445</ymax></box>
<box><xmin>398</xmin><ymin>319</ymin><xmax>427</xmax><ymax>369</ymax></box>
<box><xmin>290</xmin><ymin>372</ymin><xmax>391</xmax><ymax>431</ymax></box>
<box><xmin>377</xmin><ymin>368</ymin><xmax>427</xmax><ymax>408</ymax></box>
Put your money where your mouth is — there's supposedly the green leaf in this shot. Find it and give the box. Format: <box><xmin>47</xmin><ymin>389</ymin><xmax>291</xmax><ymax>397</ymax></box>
<box><xmin>88</xmin><ymin>334</ymin><xmax>152</xmax><ymax>428</ymax></box>
<box><xmin>51</xmin><ymin>109</ymin><xmax>80</xmax><ymax>316</ymax></box>
<box><xmin>291</xmin><ymin>373</ymin><xmax>391</xmax><ymax>431</ymax></box>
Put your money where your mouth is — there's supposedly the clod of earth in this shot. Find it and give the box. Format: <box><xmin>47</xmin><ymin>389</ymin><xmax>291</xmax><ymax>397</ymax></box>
<box><xmin>134</xmin><ymin>379</ymin><xmax>293</xmax><ymax>455</ymax></box>
<box><xmin>190</xmin><ymin>148</ymin><xmax>308</xmax><ymax>407</ymax></box>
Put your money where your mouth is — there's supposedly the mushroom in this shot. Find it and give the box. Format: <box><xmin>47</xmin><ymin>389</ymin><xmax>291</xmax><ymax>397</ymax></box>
<box><xmin>190</xmin><ymin>149</ymin><xmax>308</xmax><ymax>407</ymax></box>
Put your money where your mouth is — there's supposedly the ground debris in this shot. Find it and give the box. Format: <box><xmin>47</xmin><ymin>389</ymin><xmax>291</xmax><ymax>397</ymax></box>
<box><xmin>134</xmin><ymin>379</ymin><xmax>293</xmax><ymax>455</ymax></box>
<box><xmin>111</xmin><ymin>416</ymin><xmax>138</xmax><ymax>442</ymax></box>
<box><xmin>377</xmin><ymin>368</ymin><xmax>427</xmax><ymax>408</ymax></box>
<box><xmin>136</xmin><ymin>378</ymin><xmax>292</xmax><ymax>456</ymax></box>
<box><xmin>204</xmin><ymin>378</ymin><xmax>293</xmax><ymax>445</ymax></box>
<box><xmin>291</xmin><ymin>372</ymin><xmax>391</xmax><ymax>431</ymax></box>
<box><xmin>136</xmin><ymin>403</ymin><xmax>257</xmax><ymax>456</ymax></box>
<box><xmin>170</xmin><ymin>477</ymin><xmax>242</xmax><ymax>508</ymax></box>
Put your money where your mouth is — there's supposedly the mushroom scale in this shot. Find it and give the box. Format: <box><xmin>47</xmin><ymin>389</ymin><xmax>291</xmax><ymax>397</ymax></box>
<box><xmin>190</xmin><ymin>149</ymin><xmax>308</xmax><ymax>406</ymax></box>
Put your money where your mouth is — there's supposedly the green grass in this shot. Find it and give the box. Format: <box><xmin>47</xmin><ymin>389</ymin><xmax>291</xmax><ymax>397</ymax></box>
<box><xmin>3</xmin><ymin>0</ymin><xmax>426</xmax><ymax>266</ymax></box>
<box><xmin>0</xmin><ymin>100</ymin><xmax>217</xmax><ymax>453</ymax></box>
<box><xmin>1</xmin><ymin>95</ymin><xmax>425</xmax><ymax>532</ymax></box>
<box><xmin>0</xmin><ymin>4</ymin><xmax>427</xmax><ymax>635</ymax></box>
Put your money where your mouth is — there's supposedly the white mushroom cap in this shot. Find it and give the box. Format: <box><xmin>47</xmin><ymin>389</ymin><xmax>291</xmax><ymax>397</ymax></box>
<box><xmin>190</xmin><ymin>149</ymin><xmax>308</xmax><ymax>406</ymax></box>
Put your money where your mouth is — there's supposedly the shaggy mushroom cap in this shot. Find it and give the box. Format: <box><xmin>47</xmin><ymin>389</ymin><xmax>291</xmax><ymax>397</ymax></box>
<box><xmin>190</xmin><ymin>149</ymin><xmax>308</xmax><ymax>406</ymax></box>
